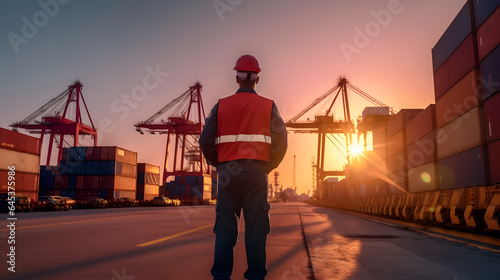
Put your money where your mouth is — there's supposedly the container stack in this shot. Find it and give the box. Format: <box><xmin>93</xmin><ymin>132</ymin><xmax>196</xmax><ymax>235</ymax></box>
<box><xmin>384</xmin><ymin>109</ymin><xmax>423</xmax><ymax>194</ymax></box>
<box><xmin>0</xmin><ymin>128</ymin><xmax>40</xmax><ymax>202</ymax></box>
<box><xmin>164</xmin><ymin>175</ymin><xmax>212</xmax><ymax>204</ymax></box>
<box><xmin>405</xmin><ymin>105</ymin><xmax>437</xmax><ymax>192</ymax></box>
<box><xmin>432</xmin><ymin>0</ymin><xmax>500</xmax><ymax>188</ymax></box>
<box><xmin>136</xmin><ymin>163</ymin><xmax>160</xmax><ymax>201</ymax></box>
<box><xmin>57</xmin><ymin>146</ymin><xmax>137</xmax><ymax>200</ymax></box>
<box><xmin>477</xmin><ymin>1</ymin><xmax>500</xmax><ymax>184</ymax></box>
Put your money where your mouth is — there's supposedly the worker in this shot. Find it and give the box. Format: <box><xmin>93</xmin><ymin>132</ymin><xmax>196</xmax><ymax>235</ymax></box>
<box><xmin>199</xmin><ymin>54</ymin><xmax>288</xmax><ymax>280</ymax></box>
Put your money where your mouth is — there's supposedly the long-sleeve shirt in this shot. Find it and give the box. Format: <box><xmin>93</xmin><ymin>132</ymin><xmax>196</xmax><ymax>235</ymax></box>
<box><xmin>199</xmin><ymin>87</ymin><xmax>288</xmax><ymax>174</ymax></box>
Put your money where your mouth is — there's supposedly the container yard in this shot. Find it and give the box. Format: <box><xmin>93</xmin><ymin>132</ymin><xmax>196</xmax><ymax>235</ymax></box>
<box><xmin>1</xmin><ymin>1</ymin><xmax>500</xmax><ymax>279</ymax></box>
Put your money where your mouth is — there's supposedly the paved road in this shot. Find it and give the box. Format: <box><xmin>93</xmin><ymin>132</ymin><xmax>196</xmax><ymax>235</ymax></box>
<box><xmin>0</xmin><ymin>202</ymin><xmax>499</xmax><ymax>280</ymax></box>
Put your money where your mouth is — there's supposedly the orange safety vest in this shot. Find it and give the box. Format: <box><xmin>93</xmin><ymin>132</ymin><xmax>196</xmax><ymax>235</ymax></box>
<box><xmin>217</xmin><ymin>92</ymin><xmax>273</xmax><ymax>162</ymax></box>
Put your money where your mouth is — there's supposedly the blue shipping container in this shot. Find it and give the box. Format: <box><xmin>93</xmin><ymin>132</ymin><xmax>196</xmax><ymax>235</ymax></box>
<box><xmin>438</xmin><ymin>146</ymin><xmax>484</xmax><ymax>189</ymax></box>
<box><xmin>98</xmin><ymin>190</ymin><xmax>106</xmax><ymax>199</ymax></box>
<box><xmin>76</xmin><ymin>161</ymin><xmax>85</xmax><ymax>175</ymax></box>
<box><xmin>68</xmin><ymin>190</ymin><xmax>76</xmax><ymax>199</ymax></box>
<box><xmin>476</xmin><ymin>0</ymin><xmax>500</xmax><ymax>26</ymax></box>
<box><xmin>99</xmin><ymin>161</ymin><xmax>109</xmax><ymax>175</ymax></box>
<box><xmin>61</xmin><ymin>190</ymin><xmax>69</xmax><ymax>197</ymax></box>
<box><xmin>481</xmin><ymin>45</ymin><xmax>500</xmax><ymax>99</ymax></box>
<box><xmin>93</xmin><ymin>161</ymin><xmax>101</xmax><ymax>175</ymax></box>
<box><xmin>85</xmin><ymin>161</ymin><xmax>93</xmax><ymax>175</ymax></box>
<box><xmin>107</xmin><ymin>161</ymin><xmax>115</xmax><ymax>175</ymax></box>
<box><xmin>432</xmin><ymin>3</ymin><xmax>471</xmax><ymax>72</ymax></box>
<box><xmin>69</xmin><ymin>175</ymin><xmax>77</xmax><ymax>189</ymax></box>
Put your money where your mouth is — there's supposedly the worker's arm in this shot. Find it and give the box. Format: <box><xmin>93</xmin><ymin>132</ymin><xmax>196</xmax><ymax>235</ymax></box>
<box><xmin>199</xmin><ymin>102</ymin><xmax>219</xmax><ymax>166</ymax></box>
<box><xmin>268</xmin><ymin>102</ymin><xmax>288</xmax><ymax>171</ymax></box>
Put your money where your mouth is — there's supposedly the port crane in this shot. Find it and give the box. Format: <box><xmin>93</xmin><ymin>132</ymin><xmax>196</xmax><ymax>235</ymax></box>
<box><xmin>286</xmin><ymin>77</ymin><xmax>394</xmax><ymax>197</ymax></box>
<box><xmin>134</xmin><ymin>82</ymin><xmax>209</xmax><ymax>186</ymax></box>
<box><xmin>11</xmin><ymin>81</ymin><xmax>97</xmax><ymax>166</ymax></box>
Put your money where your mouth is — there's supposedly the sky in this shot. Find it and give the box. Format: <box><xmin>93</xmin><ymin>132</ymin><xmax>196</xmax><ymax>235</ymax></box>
<box><xmin>0</xmin><ymin>0</ymin><xmax>466</xmax><ymax>196</ymax></box>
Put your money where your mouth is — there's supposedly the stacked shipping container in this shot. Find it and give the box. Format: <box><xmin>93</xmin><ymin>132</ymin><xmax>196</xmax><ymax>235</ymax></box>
<box><xmin>136</xmin><ymin>163</ymin><xmax>160</xmax><ymax>201</ymax></box>
<box><xmin>39</xmin><ymin>146</ymin><xmax>137</xmax><ymax>200</ymax></box>
<box><xmin>164</xmin><ymin>175</ymin><xmax>212</xmax><ymax>203</ymax></box>
<box><xmin>477</xmin><ymin>1</ymin><xmax>500</xmax><ymax>184</ymax></box>
<box><xmin>0</xmin><ymin>128</ymin><xmax>40</xmax><ymax>201</ymax></box>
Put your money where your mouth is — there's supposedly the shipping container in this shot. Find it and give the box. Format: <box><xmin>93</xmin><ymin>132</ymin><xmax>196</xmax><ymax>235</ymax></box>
<box><xmin>84</xmin><ymin>175</ymin><xmax>92</xmax><ymax>189</ymax></box>
<box><xmin>0</xmin><ymin>170</ymin><xmax>39</xmax><ymax>199</ymax></box>
<box><xmin>137</xmin><ymin>163</ymin><xmax>160</xmax><ymax>174</ymax></box>
<box><xmin>84</xmin><ymin>161</ymin><xmax>93</xmax><ymax>175</ymax></box>
<box><xmin>54</xmin><ymin>174</ymin><xmax>62</xmax><ymax>189</ymax></box>
<box><xmin>477</xmin><ymin>5</ymin><xmax>500</xmax><ymax>60</ymax></box>
<box><xmin>434</xmin><ymin>35</ymin><xmax>475</xmax><ymax>100</ymax></box>
<box><xmin>408</xmin><ymin>162</ymin><xmax>438</xmax><ymax>192</ymax></box>
<box><xmin>475</xmin><ymin>0</ymin><xmax>500</xmax><ymax>26</ymax></box>
<box><xmin>432</xmin><ymin>3</ymin><xmax>471</xmax><ymax>72</ymax></box>
<box><xmin>85</xmin><ymin>146</ymin><xmax>94</xmax><ymax>161</ymax></box>
<box><xmin>481</xmin><ymin>44</ymin><xmax>500</xmax><ymax>99</ymax></box>
<box><xmin>386</xmin><ymin>130</ymin><xmax>404</xmax><ymax>156</ymax></box>
<box><xmin>137</xmin><ymin>173</ymin><xmax>160</xmax><ymax>185</ymax></box>
<box><xmin>373</xmin><ymin>126</ymin><xmax>387</xmax><ymax>160</ymax></box>
<box><xmin>386</xmin><ymin>109</ymin><xmax>423</xmax><ymax>137</ymax></box>
<box><xmin>69</xmin><ymin>175</ymin><xmax>77</xmax><ymax>189</ymax></box>
<box><xmin>388</xmin><ymin>171</ymin><xmax>406</xmax><ymax>194</ymax></box>
<box><xmin>362</xmin><ymin>107</ymin><xmax>390</xmax><ymax>120</ymax></box>
<box><xmin>387</xmin><ymin>150</ymin><xmax>405</xmax><ymax>173</ymax></box>
<box><xmin>438</xmin><ymin>146</ymin><xmax>484</xmax><ymax>189</ymax></box>
<box><xmin>115</xmin><ymin>161</ymin><xmax>137</xmax><ymax>178</ymax></box>
<box><xmin>406</xmin><ymin>132</ymin><xmax>436</xmax><ymax>168</ymax></box>
<box><xmin>436</xmin><ymin>107</ymin><xmax>481</xmax><ymax>159</ymax></box>
<box><xmin>92</xmin><ymin>161</ymin><xmax>101</xmax><ymax>175</ymax></box>
<box><xmin>489</xmin><ymin>139</ymin><xmax>500</xmax><ymax>184</ymax></box>
<box><xmin>76</xmin><ymin>176</ymin><xmax>84</xmax><ymax>189</ymax></box>
<box><xmin>485</xmin><ymin>91</ymin><xmax>500</xmax><ymax>142</ymax></box>
<box><xmin>0</xmin><ymin>148</ymin><xmax>40</xmax><ymax>174</ymax></box>
<box><xmin>108</xmin><ymin>147</ymin><xmax>137</xmax><ymax>164</ymax></box>
<box><xmin>112</xmin><ymin>175</ymin><xmax>136</xmax><ymax>191</ymax></box>
<box><xmin>406</xmin><ymin>104</ymin><xmax>435</xmax><ymax>143</ymax></box>
<box><xmin>0</xmin><ymin>127</ymin><xmax>40</xmax><ymax>155</ymax></box>
<box><xmin>367</xmin><ymin>178</ymin><xmax>388</xmax><ymax>197</ymax></box>
<box><xmin>435</xmin><ymin>70</ymin><xmax>478</xmax><ymax>128</ymax></box>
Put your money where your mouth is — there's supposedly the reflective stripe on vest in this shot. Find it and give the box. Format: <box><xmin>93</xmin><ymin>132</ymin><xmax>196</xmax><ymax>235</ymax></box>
<box><xmin>215</xmin><ymin>134</ymin><xmax>272</xmax><ymax>145</ymax></box>
<box><xmin>217</xmin><ymin>92</ymin><xmax>273</xmax><ymax>162</ymax></box>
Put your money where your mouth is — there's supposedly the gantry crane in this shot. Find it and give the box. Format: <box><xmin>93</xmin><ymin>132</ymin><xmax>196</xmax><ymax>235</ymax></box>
<box><xmin>286</xmin><ymin>77</ymin><xmax>393</xmax><ymax>197</ymax></box>
<box><xmin>134</xmin><ymin>82</ymin><xmax>209</xmax><ymax>186</ymax></box>
<box><xmin>11</xmin><ymin>81</ymin><xmax>97</xmax><ymax>166</ymax></box>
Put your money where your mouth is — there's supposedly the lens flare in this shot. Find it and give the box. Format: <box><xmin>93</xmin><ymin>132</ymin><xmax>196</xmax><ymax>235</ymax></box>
<box><xmin>421</xmin><ymin>172</ymin><xmax>431</xmax><ymax>183</ymax></box>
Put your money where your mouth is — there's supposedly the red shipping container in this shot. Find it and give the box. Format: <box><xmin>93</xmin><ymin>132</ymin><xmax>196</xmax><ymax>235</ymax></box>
<box><xmin>435</xmin><ymin>70</ymin><xmax>478</xmax><ymax>128</ymax></box>
<box><xmin>0</xmin><ymin>170</ymin><xmax>39</xmax><ymax>193</ymax></box>
<box><xmin>76</xmin><ymin>176</ymin><xmax>85</xmax><ymax>189</ymax></box>
<box><xmin>75</xmin><ymin>190</ymin><xmax>84</xmax><ymax>200</ymax></box>
<box><xmin>386</xmin><ymin>131</ymin><xmax>404</xmax><ymax>156</ymax></box>
<box><xmin>0</xmin><ymin>127</ymin><xmax>40</xmax><ymax>155</ymax></box>
<box><xmin>54</xmin><ymin>175</ymin><xmax>63</xmax><ymax>189</ymax></box>
<box><xmin>91</xmin><ymin>176</ymin><xmax>99</xmax><ymax>189</ymax></box>
<box><xmin>485</xmin><ymin>92</ymin><xmax>500</xmax><ymax>142</ymax></box>
<box><xmin>107</xmin><ymin>176</ymin><xmax>115</xmax><ymax>190</ymax></box>
<box><xmin>478</xmin><ymin>6</ymin><xmax>500</xmax><ymax>60</ymax></box>
<box><xmin>85</xmin><ymin>146</ymin><xmax>94</xmax><ymax>161</ymax></box>
<box><xmin>406</xmin><ymin>132</ymin><xmax>436</xmax><ymax>168</ymax></box>
<box><xmin>406</xmin><ymin>104</ymin><xmax>435</xmax><ymax>143</ymax></box>
<box><xmin>84</xmin><ymin>175</ymin><xmax>92</xmax><ymax>188</ymax></box>
<box><xmin>386</xmin><ymin>109</ymin><xmax>423</xmax><ymax>137</ymax></box>
<box><xmin>137</xmin><ymin>163</ymin><xmax>160</xmax><ymax>174</ymax></box>
<box><xmin>434</xmin><ymin>35</ymin><xmax>475</xmax><ymax>100</ymax></box>
<box><xmin>61</xmin><ymin>175</ymin><xmax>70</xmax><ymax>188</ymax></box>
<box><xmin>490</xmin><ymin>140</ymin><xmax>500</xmax><ymax>184</ymax></box>
<box><xmin>100</xmin><ymin>147</ymin><xmax>109</xmax><ymax>161</ymax></box>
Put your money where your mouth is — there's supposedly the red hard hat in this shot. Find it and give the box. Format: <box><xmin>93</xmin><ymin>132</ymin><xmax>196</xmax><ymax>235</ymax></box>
<box><xmin>234</xmin><ymin>55</ymin><xmax>261</xmax><ymax>73</ymax></box>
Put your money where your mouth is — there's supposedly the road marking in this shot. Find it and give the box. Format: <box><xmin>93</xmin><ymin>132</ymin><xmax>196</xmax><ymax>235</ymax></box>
<box><xmin>0</xmin><ymin>214</ymin><xmax>144</xmax><ymax>231</ymax></box>
<box><xmin>136</xmin><ymin>223</ymin><xmax>213</xmax><ymax>247</ymax></box>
